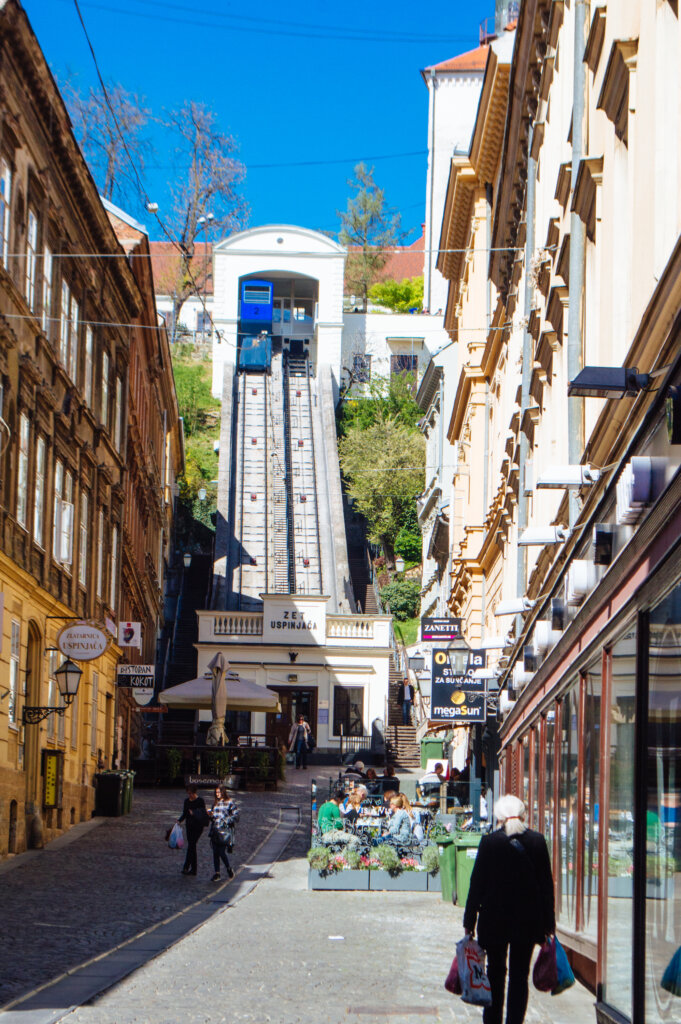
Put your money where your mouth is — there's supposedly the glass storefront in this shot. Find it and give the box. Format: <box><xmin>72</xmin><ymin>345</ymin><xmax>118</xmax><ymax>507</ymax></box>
<box><xmin>604</xmin><ymin>628</ymin><xmax>637</xmax><ymax>1019</ymax></box>
<box><xmin>645</xmin><ymin>583</ymin><xmax>681</xmax><ymax>1023</ymax></box>
<box><xmin>532</xmin><ymin>724</ymin><xmax>540</xmax><ymax>829</ymax></box>
<box><xmin>558</xmin><ymin>684</ymin><xmax>579</xmax><ymax>927</ymax></box>
<box><xmin>544</xmin><ymin>707</ymin><xmax>556</xmax><ymax>863</ymax></box>
<box><xmin>583</xmin><ymin>659</ymin><xmax>601</xmax><ymax>938</ymax></box>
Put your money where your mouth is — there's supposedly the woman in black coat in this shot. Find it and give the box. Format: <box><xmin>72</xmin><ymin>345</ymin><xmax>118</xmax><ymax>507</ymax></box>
<box><xmin>177</xmin><ymin>784</ymin><xmax>208</xmax><ymax>876</ymax></box>
<box><xmin>463</xmin><ymin>794</ymin><xmax>555</xmax><ymax>1024</ymax></box>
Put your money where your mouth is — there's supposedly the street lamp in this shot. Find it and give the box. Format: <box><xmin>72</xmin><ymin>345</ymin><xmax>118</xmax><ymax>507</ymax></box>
<box><xmin>23</xmin><ymin>658</ymin><xmax>83</xmax><ymax>725</ymax></box>
<box><xmin>395</xmin><ymin>556</ymin><xmax>406</xmax><ymax>573</ymax></box>
<box><xmin>183</xmin><ymin>552</ymin><xmax>192</xmax><ymax>569</ymax></box>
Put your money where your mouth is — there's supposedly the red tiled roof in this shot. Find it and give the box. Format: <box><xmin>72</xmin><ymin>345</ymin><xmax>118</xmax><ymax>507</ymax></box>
<box><xmin>148</xmin><ymin>241</ymin><xmax>213</xmax><ymax>296</ymax></box>
<box><xmin>422</xmin><ymin>44</ymin><xmax>489</xmax><ymax>76</ymax></box>
<box><xmin>345</xmin><ymin>228</ymin><xmax>426</xmax><ymax>292</ymax></box>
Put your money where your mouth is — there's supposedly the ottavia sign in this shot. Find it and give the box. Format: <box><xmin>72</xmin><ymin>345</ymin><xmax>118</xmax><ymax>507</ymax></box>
<box><xmin>57</xmin><ymin>621</ymin><xmax>111</xmax><ymax>661</ymax></box>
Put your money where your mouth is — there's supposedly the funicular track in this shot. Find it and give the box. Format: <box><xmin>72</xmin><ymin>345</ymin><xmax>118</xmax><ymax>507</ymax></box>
<box><xmin>233</xmin><ymin>371</ymin><xmax>270</xmax><ymax>608</ymax></box>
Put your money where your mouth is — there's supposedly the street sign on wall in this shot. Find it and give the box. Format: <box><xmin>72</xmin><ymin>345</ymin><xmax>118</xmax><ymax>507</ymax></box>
<box><xmin>57</xmin><ymin>621</ymin><xmax>110</xmax><ymax>661</ymax></box>
<box><xmin>117</xmin><ymin>664</ymin><xmax>155</xmax><ymax>706</ymax></box>
<box><xmin>421</xmin><ymin>617</ymin><xmax>462</xmax><ymax>641</ymax></box>
<box><xmin>430</xmin><ymin>647</ymin><xmax>487</xmax><ymax>723</ymax></box>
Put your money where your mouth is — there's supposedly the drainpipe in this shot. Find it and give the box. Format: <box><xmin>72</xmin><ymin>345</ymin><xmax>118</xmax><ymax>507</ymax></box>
<box><xmin>427</xmin><ymin>69</ymin><xmax>437</xmax><ymax>313</ymax></box>
<box><xmin>567</xmin><ymin>0</ymin><xmax>589</xmax><ymax>527</ymax></box>
<box><xmin>517</xmin><ymin>131</ymin><xmax>536</xmax><ymax>614</ymax></box>
<box><xmin>481</xmin><ymin>183</ymin><xmax>493</xmax><ymax>641</ymax></box>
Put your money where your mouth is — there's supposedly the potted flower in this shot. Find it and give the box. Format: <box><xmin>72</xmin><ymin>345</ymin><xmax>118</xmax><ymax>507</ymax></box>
<box><xmin>421</xmin><ymin>843</ymin><xmax>441</xmax><ymax>891</ymax></box>
<box><xmin>369</xmin><ymin>844</ymin><xmax>428</xmax><ymax>891</ymax></box>
<box><xmin>307</xmin><ymin>846</ymin><xmax>369</xmax><ymax>890</ymax></box>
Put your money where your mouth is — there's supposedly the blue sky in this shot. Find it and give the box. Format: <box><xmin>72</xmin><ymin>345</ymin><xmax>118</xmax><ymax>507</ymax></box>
<box><xmin>24</xmin><ymin>0</ymin><xmax>491</xmax><ymax>243</ymax></box>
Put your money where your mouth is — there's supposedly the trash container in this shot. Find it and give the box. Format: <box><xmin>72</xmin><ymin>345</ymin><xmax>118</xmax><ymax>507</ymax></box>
<box><xmin>437</xmin><ymin>835</ymin><xmax>457</xmax><ymax>904</ymax></box>
<box><xmin>454</xmin><ymin>833</ymin><xmax>483</xmax><ymax>906</ymax></box>
<box><xmin>121</xmin><ymin>771</ymin><xmax>135</xmax><ymax>814</ymax></box>
<box><xmin>94</xmin><ymin>771</ymin><xmax>125</xmax><ymax>816</ymax></box>
<box><xmin>420</xmin><ymin>737</ymin><xmax>445</xmax><ymax>770</ymax></box>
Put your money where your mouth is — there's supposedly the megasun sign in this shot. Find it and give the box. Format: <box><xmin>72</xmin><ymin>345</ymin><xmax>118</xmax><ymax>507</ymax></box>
<box><xmin>57</xmin><ymin>621</ymin><xmax>111</xmax><ymax>661</ymax></box>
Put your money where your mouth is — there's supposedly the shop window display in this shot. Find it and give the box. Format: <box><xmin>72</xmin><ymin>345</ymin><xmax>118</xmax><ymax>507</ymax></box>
<box><xmin>557</xmin><ymin>684</ymin><xmax>579</xmax><ymax>927</ymax></box>
<box><xmin>645</xmin><ymin>584</ymin><xmax>681</xmax><ymax>1023</ymax></box>
<box><xmin>604</xmin><ymin>628</ymin><xmax>637</xmax><ymax>1019</ymax></box>
<box><xmin>544</xmin><ymin>708</ymin><xmax>556</xmax><ymax>863</ymax></box>
<box><xmin>583</xmin><ymin>659</ymin><xmax>602</xmax><ymax>938</ymax></box>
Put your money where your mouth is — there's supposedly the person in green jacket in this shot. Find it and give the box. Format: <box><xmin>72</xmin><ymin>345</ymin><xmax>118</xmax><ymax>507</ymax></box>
<box><xmin>317</xmin><ymin>789</ymin><xmax>359</xmax><ymax>849</ymax></box>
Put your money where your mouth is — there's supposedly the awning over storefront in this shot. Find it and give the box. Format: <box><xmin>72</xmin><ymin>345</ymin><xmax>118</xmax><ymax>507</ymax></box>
<box><xmin>159</xmin><ymin>670</ymin><xmax>282</xmax><ymax>712</ymax></box>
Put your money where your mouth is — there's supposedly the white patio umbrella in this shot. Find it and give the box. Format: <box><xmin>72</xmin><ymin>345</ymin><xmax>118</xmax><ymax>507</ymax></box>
<box><xmin>206</xmin><ymin>651</ymin><xmax>228</xmax><ymax>746</ymax></box>
<box><xmin>158</xmin><ymin>670</ymin><xmax>281</xmax><ymax>712</ymax></box>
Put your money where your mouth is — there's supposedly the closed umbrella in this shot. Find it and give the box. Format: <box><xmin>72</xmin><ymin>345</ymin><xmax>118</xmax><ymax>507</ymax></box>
<box><xmin>206</xmin><ymin>651</ymin><xmax>228</xmax><ymax>746</ymax></box>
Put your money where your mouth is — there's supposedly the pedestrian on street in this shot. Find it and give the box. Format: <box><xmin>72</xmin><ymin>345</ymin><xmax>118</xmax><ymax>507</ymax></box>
<box><xmin>398</xmin><ymin>679</ymin><xmax>415</xmax><ymax>725</ymax></box>
<box><xmin>288</xmin><ymin>714</ymin><xmax>311</xmax><ymax>769</ymax></box>
<box><xmin>177</xmin><ymin>784</ymin><xmax>208</xmax><ymax>876</ymax></box>
<box><xmin>463</xmin><ymin>794</ymin><xmax>556</xmax><ymax>1024</ymax></box>
<box><xmin>209</xmin><ymin>785</ymin><xmax>239</xmax><ymax>882</ymax></box>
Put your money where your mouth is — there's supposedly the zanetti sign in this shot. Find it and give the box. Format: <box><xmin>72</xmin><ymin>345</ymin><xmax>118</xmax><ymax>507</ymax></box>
<box><xmin>421</xmin><ymin>617</ymin><xmax>462</xmax><ymax>641</ymax></box>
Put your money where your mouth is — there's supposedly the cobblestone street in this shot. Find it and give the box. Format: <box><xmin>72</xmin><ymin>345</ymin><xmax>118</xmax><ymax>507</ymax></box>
<box><xmin>0</xmin><ymin>772</ymin><xmax>317</xmax><ymax>1009</ymax></box>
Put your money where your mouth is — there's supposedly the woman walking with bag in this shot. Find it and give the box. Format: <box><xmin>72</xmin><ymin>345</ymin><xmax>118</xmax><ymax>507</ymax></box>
<box><xmin>288</xmin><ymin>714</ymin><xmax>311</xmax><ymax>769</ymax></box>
<box><xmin>463</xmin><ymin>794</ymin><xmax>555</xmax><ymax>1024</ymax></box>
<box><xmin>177</xmin><ymin>784</ymin><xmax>208</xmax><ymax>876</ymax></box>
<box><xmin>209</xmin><ymin>785</ymin><xmax>239</xmax><ymax>882</ymax></box>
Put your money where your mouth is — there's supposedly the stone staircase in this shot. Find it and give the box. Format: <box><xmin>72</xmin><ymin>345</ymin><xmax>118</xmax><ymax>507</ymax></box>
<box><xmin>386</xmin><ymin>651</ymin><xmax>421</xmax><ymax>771</ymax></box>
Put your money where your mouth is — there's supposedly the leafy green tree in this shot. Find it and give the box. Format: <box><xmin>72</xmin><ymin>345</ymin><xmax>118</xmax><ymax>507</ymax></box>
<box><xmin>338</xmin><ymin>420</ymin><xmax>424</xmax><ymax>545</ymax></box>
<box><xmin>394</xmin><ymin>527</ymin><xmax>422</xmax><ymax>561</ymax></box>
<box><xmin>339</xmin><ymin>163</ymin><xmax>402</xmax><ymax>312</ymax></box>
<box><xmin>338</xmin><ymin>373</ymin><xmax>421</xmax><ymax>435</ymax></box>
<box><xmin>369</xmin><ymin>276</ymin><xmax>424</xmax><ymax>313</ymax></box>
<box><xmin>379</xmin><ymin>579</ymin><xmax>421</xmax><ymax>620</ymax></box>
<box><xmin>173</xmin><ymin>362</ymin><xmax>215</xmax><ymax>436</ymax></box>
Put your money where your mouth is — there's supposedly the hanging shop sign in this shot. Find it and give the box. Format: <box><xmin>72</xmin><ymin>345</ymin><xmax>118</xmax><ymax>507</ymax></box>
<box><xmin>430</xmin><ymin>647</ymin><xmax>487</xmax><ymax>723</ymax></box>
<box><xmin>57</xmin><ymin>621</ymin><xmax>110</xmax><ymax>661</ymax></box>
<box><xmin>118</xmin><ymin>621</ymin><xmax>142</xmax><ymax>649</ymax></box>
<box><xmin>421</xmin><ymin>617</ymin><xmax>463</xmax><ymax>641</ymax></box>
<box><xmin>117</xmin><ymin>665</ymin><xmax>155</xmax><ymax>706</ymax></box>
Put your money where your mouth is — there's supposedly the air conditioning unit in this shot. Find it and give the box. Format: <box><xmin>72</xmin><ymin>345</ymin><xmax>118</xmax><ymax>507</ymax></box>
<box><xmin>499</xmin><ymin>691</ymin><xmax>516</xmax><ymax>715</ymax></box>
<box><xmin>566</xmin><ymin>560</ymin><xmax>597</xmax><ymax>605</ymax></box>
<box><xmin>534</xmin><ymin>618</ymin><xmax>562</xmax><ymax>654</ymax></box>
<box><xmin>593</xmin><ymin>523</ymin><xmax>615</xmax><ymax>565</ymax></box>
<box><xmin>616</xmin><ymin>457</ymin><xmax>667</xmax><ymax>525</ymax></box>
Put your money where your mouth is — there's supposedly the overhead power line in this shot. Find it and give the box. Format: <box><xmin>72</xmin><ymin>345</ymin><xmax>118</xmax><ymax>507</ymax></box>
<box><xmin>59</xmin><ymin>0</ymin><xmax>476</xmax><ymax>44</ymax></box>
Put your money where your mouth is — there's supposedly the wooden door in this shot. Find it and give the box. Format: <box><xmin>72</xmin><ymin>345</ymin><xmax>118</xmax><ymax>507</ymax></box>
<box><xmin>267</xmin><ymin>687</ymin><xmax>317</xmax><ymax>749</ymax></box>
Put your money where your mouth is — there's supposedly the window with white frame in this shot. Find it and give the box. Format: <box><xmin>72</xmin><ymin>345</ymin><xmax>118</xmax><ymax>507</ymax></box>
<box><xmin>78</xmin><ymin>490</ymin><xmax>89</xmax><ymax>586</ymax></box>
<box><xmin>70</xmin><ymin>687</ymin><xmax>79</xmax><ymax>749</ymax></box>
<box><xmin>25</xmin><ymin>208</ymin><xmax>38</xmax><ymax>311</ymax></box>
<box><xmin>101</xmin><ymin>350</ymin><xmax>109</xmax><ymax>427</ymax></box>
<box><xmin>53</xmin><ymin>460</ymin><xmax>74</xmax><ymax>567</ymax></box>
<box><xmin>16</xmin><ymin>413</ymin><xmax>29</xmax><ymax>528</ymax></box>
<box><xmin>109</xmin><ymin>524</ymin><xmax>118</xmax><ymax>610</ymax></box>
<box><xmin>53</xmin><ymin>458</ymin><xmax>63</xmax><ymax>556</ymax></box>
<box><xmin>96</xmin><ymin>507</ymin><xmax>104</xmax><ymax>598</ymax></box>
<box><xmin>114</xmin><ymin>377</ymin><xmax>122</xmax><ymax>451</ymax></box>
<box><xmin>33</xmin><ymin>436</ymin><xmax>46</xmax><ymax>546</ymax></box>
<box><xmin>91</xmin><ymin>672</ymin><xmax>99</xmax><ymax>754</ymax></box>
<box><xmin>84</xmin><ymin>326</ymin><xmax>93</xmax><ymax>407</ymax></box>
<box><xmin>69</xmin><ymin>295</ymin><xmax>79</xmax><ymax>383</ymax></box>
<box><xmin>0</xmin><ymin>159</ymin><xmax>11</xmax><ymax>269</ymax></box>
<box><xmin>59</xmin><ymin>279</ymin><xmax>70</xmax><ymax>368</ymax></box>
<box><xmin>42</xmin><ymin>246</ymin><xmax>52</xmax><ymax>334</ymax></box>
<box><xmin>47</xmin><ymin>649</ymin><xmax>57</xmax><ymax>741</ymax></box>
<box><xmin>8</xmin><ymin>620</ymin><xmax>20</xmax><ymax>725</ymax></box>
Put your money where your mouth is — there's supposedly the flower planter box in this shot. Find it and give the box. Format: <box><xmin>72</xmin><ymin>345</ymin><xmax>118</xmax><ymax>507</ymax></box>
<box><xmin>308</xmin><ymin>869</ymin><xmax>369</xmax><ymax>890</ymax></box>
<box><xmin>369</xmin><ymin>869</ymin><xmax>428</xmax><ymax>891</ymax></box>
<box><xmin>427</xmin><ymin>872</ymin><xmax>442</xmax><ymax>892</ymax></box>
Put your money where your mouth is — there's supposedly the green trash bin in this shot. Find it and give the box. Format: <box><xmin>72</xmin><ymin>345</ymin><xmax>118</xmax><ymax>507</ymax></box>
<box><xmin>420</xmin><ymin>737</ymin><xmax>444</xmax><ymax>770</ymax></box>
<box><xmin>454</xmin><ymin>833</ymin><xmax>483</xmax><ymax>906</ymax></box>
<box><xmin>436</xmin><ymin>835</ymin><xmax>457</xmax><ymax>904</ymax></box>
<box><xmin>121</xmin><ymin>771</ymin><xmax>135</xmax><ymax>814</ymax></box>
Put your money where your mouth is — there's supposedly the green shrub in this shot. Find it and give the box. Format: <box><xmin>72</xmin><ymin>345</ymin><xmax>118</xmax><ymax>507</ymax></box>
<box><xmin>374</xmin><ymin>843</ymin><xmax>401</xmax><ymax>875</ymax></box>
<box><xmin>166</xmin><ymin>747</ymin><xmax>182</xmax><ymax>780</ymax></box>
<box><xmin>421</xmin><ymin>844</ymin><xmax>440</xmax><ymax>874</ymax></box>
<box><xmin>346</xmin><ymin>849</ymin><xmax>362</xmax><ymax>870</ymax></box>
<box><xmin>307</xmin><ymin>847</ymin><xmax>330</xmax><ymax>873</ymax></box>
<box><xmin>380</xmin><ymin>578</ymin><xmax>421</xmax><ymax>620</ymax></box>
<box><xmin>394</xmin><ymin>527</ymin><xmax>422</xmax><ymax>562</ymax></box>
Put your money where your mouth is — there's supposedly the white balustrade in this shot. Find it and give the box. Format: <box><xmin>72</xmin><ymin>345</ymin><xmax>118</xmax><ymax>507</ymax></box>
<box><xmin>211</xmin><ymin>613</ymin><xmax>264</xmax><ymax>637</ymax></box>
<box><xmin>326</xmin><ymin>616</ymin><xmax>375</xmax><ymax>641</ymax></box>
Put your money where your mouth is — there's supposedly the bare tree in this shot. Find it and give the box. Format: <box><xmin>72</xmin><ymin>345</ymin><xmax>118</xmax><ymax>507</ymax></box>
<box><xmin>339</xmin><ymin>163</ymin><xmax>402</xmax><ymax>312</ymax></box>
<box><xmin>162</xmin><ymin>102</ymin><xmax>248</xmax><ymax>335</ymax></box>
<box><xmin>63</xmin><ymin>79</ymin><xmax>151</xmax><ymax>206</ymax></box>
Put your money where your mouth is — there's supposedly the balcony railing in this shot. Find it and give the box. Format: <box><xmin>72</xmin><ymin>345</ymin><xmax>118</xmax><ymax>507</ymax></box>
<box><xmin>326</xmin><ymin>616</ymin><xmax>375</xmax><ymax>640</ymax></box>
<box><xmin>211</xmin><ymin>613</ymin><xmax>264</xmax><ymax>637</ymax></box>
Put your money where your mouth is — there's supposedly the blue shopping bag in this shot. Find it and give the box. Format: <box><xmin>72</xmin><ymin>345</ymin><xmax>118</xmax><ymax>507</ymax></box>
<box><xmin>661</xmin><ymin>946</ymin><xmax>681</xmax><ymax>997</ymax></box>
<box><xmin>552</xmin><ymin>937</ymin><xmax>576</xmax><ymax>995</ymax></box>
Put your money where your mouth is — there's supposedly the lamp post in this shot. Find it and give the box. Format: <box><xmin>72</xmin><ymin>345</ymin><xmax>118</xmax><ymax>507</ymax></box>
<box><xmin>23</xmin><ymin>658</ymin><xmax>83</xmax><ymax>725</ymax></box>
<box><xmin>183</xmin><ymin>552</ymin><xmax>192</xmax><ymax>569</ymax></box>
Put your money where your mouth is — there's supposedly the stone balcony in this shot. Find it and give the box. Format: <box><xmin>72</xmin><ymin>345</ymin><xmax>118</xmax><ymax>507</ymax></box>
<box><xmin>197</xmin><ymin>608</ymin><xmax>392</xmax><ymax>647</ymax></box>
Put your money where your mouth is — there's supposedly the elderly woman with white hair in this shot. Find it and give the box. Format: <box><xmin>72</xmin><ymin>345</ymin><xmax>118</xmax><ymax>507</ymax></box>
<box><xmin>463</xmin><ymin>794</ymin><xmax>555</xmax><ymax>1024</ymax></box>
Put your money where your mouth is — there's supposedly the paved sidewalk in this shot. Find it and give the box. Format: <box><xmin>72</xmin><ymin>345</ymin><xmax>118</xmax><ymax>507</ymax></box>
<box><xmin>0</xmin><ymin>768</ymin><xmax>323</xmax><ymax>1009</ymax></box>
<box><xmin>63</xmin><ymin>840</ymin><xmax>596</xmax><ymax>1024</ymax></box>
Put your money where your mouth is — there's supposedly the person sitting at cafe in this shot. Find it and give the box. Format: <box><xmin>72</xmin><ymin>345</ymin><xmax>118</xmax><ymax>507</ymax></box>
<box><xmin>344</xmin><ymin>759</ymin><xmax>367</xmax><ymax>780</ymax></box>
<box><xmin>340</xmin><ymin>786</ymin><xmax>367</xmax><ymax>824</ymax></box>
<box><xmin>365</xmin><ymin>767</ymin><xmax>381</xmax><ymax>795</ymax></box>
<box><xmin>417</xmin><ymin>762</ymin><xmax>446</xmax><ymax>802</ymax></box>
<box><xmin>381</xmin><ymin>765</ymin><xmax>400</xmax><ymax>790</ymax></box>
<box><xmin>318</xmin><ymin>789</ymin><xmax>359</xmax><ymax>849</ymax></box>
<box><xmin>378</xmin><ymin>794</ymin><xmax>413</xmax><ymax>847</ymax></box>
